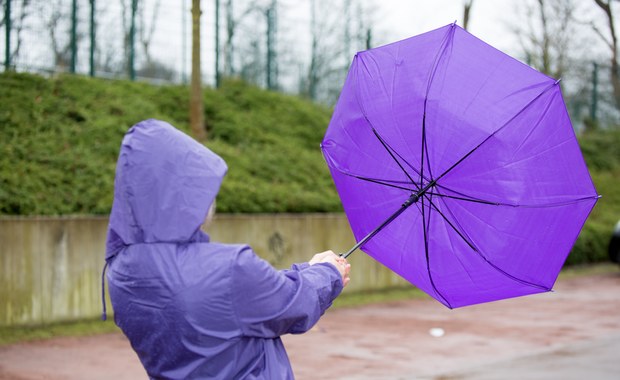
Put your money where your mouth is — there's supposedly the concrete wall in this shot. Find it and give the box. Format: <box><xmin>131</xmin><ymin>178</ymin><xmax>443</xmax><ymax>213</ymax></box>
<box><xmin>0</xmin><ymin>214</ymin><xmax>406</xmax><ymax>327</ymax></box>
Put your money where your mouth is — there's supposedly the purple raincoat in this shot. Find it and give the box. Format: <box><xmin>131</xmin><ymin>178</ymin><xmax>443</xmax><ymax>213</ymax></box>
<box><xmin>105</xmin><ymin>119</ymin><xmax>343</xmax><ymax>379</ymax></box>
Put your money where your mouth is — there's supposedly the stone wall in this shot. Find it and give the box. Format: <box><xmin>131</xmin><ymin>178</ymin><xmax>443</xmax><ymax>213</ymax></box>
<box><xmin>0</xmin><ymin>214</ymin><xmax>406</xmax><ymax>326</ymax></box>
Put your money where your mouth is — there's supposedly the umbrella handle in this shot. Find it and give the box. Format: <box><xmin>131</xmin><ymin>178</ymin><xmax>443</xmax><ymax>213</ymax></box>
<box><xmin>340</xmin><ymin>192</ymin><xmax>420</xmax><ymax>259</ymax></box>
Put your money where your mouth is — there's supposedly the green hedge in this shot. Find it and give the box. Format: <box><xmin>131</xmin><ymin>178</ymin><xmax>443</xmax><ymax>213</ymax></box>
<box><xmin>0</xmin><ymin>72</ymin><xmax>340</xmax><ymax>215</ymax></box>
<box><xmin>568</xmin><ymin>168</ymin><xmax>619</xmax><ymax>265</ymax></box>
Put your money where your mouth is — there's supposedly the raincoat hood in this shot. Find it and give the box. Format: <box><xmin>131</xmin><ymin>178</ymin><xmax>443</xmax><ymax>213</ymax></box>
<box><xmin>105</xmin><ymin>119</ymin><xmax>227</xmax><ymax>259</ymax></box>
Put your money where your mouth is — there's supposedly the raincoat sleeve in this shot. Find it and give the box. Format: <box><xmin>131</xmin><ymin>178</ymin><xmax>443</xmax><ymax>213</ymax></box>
<box><xmin>232</xmin><ymin>247</ymin><xmax>343</xmax><ymax>338</ymax></box>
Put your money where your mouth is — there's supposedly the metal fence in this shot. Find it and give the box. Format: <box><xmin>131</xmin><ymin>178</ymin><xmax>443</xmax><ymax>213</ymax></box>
<box><xmin>2</xmin><ymin>0</ymin><xmax>195</xmax><ymax>83</ymax></box>
<box><xmin>2</xmin><ymin>0</ymin><xmax>620</xmax><ymax>124</ymax></box>
<box><xmin>559</xmin><ymin>59</ymin><xmax>620</xmax><ymax>131</ymax></box>
<box><xmin>0</xmin><ymin>0</ymin><xmax>369</xmax><ymax>103</ymax></box>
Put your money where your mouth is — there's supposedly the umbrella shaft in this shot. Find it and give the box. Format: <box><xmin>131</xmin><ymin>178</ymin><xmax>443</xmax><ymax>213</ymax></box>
<box><xmin>342</xmin><ymin>193</ymin><xmax>421</xmax><ymax>258</ymax></box>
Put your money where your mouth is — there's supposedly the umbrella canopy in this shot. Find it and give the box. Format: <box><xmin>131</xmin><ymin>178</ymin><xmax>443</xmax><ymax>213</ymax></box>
<box><xmin>321</xmin><ymin>23</ymin><xmax>599</xmax><ymax>308</ymax></box>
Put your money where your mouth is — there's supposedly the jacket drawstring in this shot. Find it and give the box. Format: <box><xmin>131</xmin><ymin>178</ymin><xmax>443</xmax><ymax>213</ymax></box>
<box><xmin>101</xmin><ymin>261</ymin><xmax>109</xmax><ymax>321</ymax></box>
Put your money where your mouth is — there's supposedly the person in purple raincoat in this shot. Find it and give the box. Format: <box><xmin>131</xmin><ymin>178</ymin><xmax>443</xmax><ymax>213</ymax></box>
<box><xmin>104</xmin><ymin>119</ymin><xmax>350</xmax><ymax>379</ymax></box>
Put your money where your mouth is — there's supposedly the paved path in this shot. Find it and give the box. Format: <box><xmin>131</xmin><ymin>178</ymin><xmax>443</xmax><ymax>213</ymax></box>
<box><xmin>1</xmin><ymin>271</ymin><xmax>619</xmax><ymax>379</ymax></box>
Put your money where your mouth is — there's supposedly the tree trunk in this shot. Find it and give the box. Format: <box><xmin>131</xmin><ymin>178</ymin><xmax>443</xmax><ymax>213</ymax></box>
<box><xmin>537</xmin><ymin>0</ymin><xmax>551</xmax><ymax>75</ymax></box>
<box><xmin>593</xmin><ymin>0</ymin><xmax>620</xmax><ymax>111</ymax></box>
<box><xmin>463</xmin><ymin>0</ymin><xmax>474</xmax><ymax>31</ymax></box>
<box><xmin>190</xmin><ymin>0</ymin><xmax>206</xmax><ymax>141</ymax></box>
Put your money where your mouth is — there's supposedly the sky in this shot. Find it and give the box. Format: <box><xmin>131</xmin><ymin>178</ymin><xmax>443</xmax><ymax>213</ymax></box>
<box><xmin>375</xmin><ymin>0</ymin><xmax>514</xmax><ymax>51</ymax></box>
<box><xmin>373</xmin><ymin>0</ymin><xmax>609</xmax><ymax>61</ymax></box>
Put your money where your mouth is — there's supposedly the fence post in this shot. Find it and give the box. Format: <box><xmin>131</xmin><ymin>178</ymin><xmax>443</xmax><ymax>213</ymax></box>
<box><xmin>129</xmin><ymin>0</ymin><xmax>138</xmax><ymax>80</ymax></box>
<box><xmin>4</xmin><ymin>0</ymin><xmax>10</xmax><ymax>71</ymax></box>
<box><xmin>215</xmin><ymin>0</ymin><xmax>220</xmax><ymax>88</ymax></box>
<box><xmin>71</xmin><ymin>0</ymin><xmax>77</xmax><ymax>73</ymax></box>
<box><xmin>266</xmin><ymin>1</ymin><xmax>277</xmax><ymax>90</ymax></box>
<box><xmin>89</xmin><ymin>0</ymin><xmax>96</xmax><ymax>76</ymax></box>
<box><xmin>182</xmin><ymin>0</ymin><xmax>187</xmax><ymax>83</ymax></box>
<box><xmin>590</xmin><ymin>62</ymin><xmax>599</xmax><ymax>122</ymax></box>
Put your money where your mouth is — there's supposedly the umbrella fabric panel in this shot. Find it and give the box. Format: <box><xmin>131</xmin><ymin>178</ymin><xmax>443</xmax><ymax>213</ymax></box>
<box><xmin>439</xmin><ymin>86</ymin><xmax>597</xmax><ymax>205</ymax></box>
<box><xmin>352</xmin><ymin>24</ymin><xmax>557</xmax><ymax>181</ymax></box>
<box><xmin>349</xmin><ymin>25</ymin><xmax>451</xmax><ymax>178</ymax></box>
<box><xmin>437</xmin><ymin>194</ymin><xmax>597</xmax><ymax>291</ymax></box>
<box><xmin>323</xmin><ymin>58</ymin><xmax>421</xmax><ymax>189</ymax></box>
<box><xmin>359</xmin><ymin>204</ymin><xmax>436</xmax><ymax>297</ymax></box>
<box><xmin>421</xmin><ymin>26</ymin><xmax>556</xmax><ymax>180</ymax></box>
<box><xmin>422</xmin><ymin>196</ymin><xmax>550</xmax><ymax>308</ymax></box>
<box><xmin>326</xmin><ymin>160</ymin><xmax>417</xmax><ymax>244</ymax></box>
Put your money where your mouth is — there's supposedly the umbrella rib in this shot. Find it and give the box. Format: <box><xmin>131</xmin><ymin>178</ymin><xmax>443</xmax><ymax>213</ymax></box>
<box><xmin>432</xmin><ymin>81</ymin><xmax>560</xmax><ymax>184</ymax></box>
<box><xmin>425</xmin><ymin>195</ymin><xmax>551</xmax><ymax>291</ymax></box>
<box><xmin>348</xmin><ymin>173</ymin><xmax>419</xmax><ymax>192</ymax></box>
<box><xmin>425</xmin><ymin>195</ymin><xmax>479</xmax><ymax>252</ymax></box>
<box><xmin>511</xmin><ymin>196</ymin><xmax>600</xmax><ymax>209</ymax></box>
<box><xmin>433</xmin><ymin>184</ymin><xmax>507</xmax><ymax>206</ymax></box>
<box><xmin>423</xmin><ymin>115</ymin><xmax>434</xmax><ymax>180</ymax></box>
<box><xmin>371</xmin><ymin>128</ymin><xmax>420</xmax><ymax>189</ymax></box>
<box><xmin>377</xmin><ymin>132</ymin><xmax>432</xmax><ymax>184</ymax></box>
<box><xmin>322</xmin><ymin>146</ymin><xmax>421</xmax><ymax>191</ymax></box>
<box><xmin>427</xmin><ymin>192</ymin><xmax>502</xmax><ymax>206</ymax></box>
<box><xmin>424</xmin><ymin>22</ymin><xmax>457</xmax><ymax>98</ymax></box>
<box><xmin>420</xmin><ymin>111</ymin><xmax>428</xmax><ymax>186</ymax></box>
<box><xmin>420</xmin><ymin>24</ymin><xmax>456</xmax><ymax>184</ymax></box>
<box><xmin>431</xmin><ymin>192</ymin><xmax>599</xmax><ymax>208</ymax></box>
<box><xmin>421</xmin><ymin>192</ymin><xmax>453</xmax><ymax>308</ymax></box>
<box><xmin>352</xmin><ymin>55</ymin><xmax>422</xmax><ymax>189</ymax></box>
<box><xmin>431</xmin><ymin>184</ymin><xmax>600</xmax><ymax>209</ymax></box>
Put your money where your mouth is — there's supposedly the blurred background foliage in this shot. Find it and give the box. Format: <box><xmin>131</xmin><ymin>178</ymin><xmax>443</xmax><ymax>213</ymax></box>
<box><xmin>568</xmin><ymin>129</ymin><xmax>620</xmax><ymax>265</ymax></box>
<box><xmin>1</xmin><ymin>71</ymin><xmax>618</xmax><ymax>265</ymax></box>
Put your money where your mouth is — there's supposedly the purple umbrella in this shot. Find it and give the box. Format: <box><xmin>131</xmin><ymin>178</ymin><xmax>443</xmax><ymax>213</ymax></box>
<box><xmin>321</xmin><ymin>23</ymin><xmax>599</xmax><ymax>308</ymax></box>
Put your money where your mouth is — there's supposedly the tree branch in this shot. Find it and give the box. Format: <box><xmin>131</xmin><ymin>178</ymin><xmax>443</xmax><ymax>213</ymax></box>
<box><xmin>591</xmin><ymin>21</ymin><xmax>614</xmax><ymax>50</ymax></box>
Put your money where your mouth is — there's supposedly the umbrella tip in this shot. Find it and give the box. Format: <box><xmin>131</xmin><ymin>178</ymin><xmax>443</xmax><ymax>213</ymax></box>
<box><xmin>554</xmin><ymin>78</ymin><xmax>562</xmax><ymax>85</ymax></box>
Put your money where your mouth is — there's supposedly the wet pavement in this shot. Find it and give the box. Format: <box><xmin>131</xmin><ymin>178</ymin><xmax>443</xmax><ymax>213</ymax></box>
<box><xmin>438</xmin><ymin>334</ymin><xmax>620</xmax><ymax>380</ymax></box>
<box><xmin>1</xmin><ymin>270</ymin><xmax>619</xmax><ymax>379</ymax></box>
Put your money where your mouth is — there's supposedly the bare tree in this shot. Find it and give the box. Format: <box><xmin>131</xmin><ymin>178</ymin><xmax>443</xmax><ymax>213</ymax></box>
<box><xmin>5</xmin><ymin>0</ymin><xmax>33</xmax><ymax>66</ymax></box>
<box><xmin>512</xmin><ymin>0</ymin><xmax>577</xmax><ymax>79</ymax></box>
<box><xmin>86</xmin><ymin>1</ymin><xmax>120</xmax><ymax>75</ymax></box>
<box><xmin>36</xmin><ymin>0</ymin><xmax>81</xmax><ymax>71</ymax></box>
<box><xmin>303</xmin><ymin>0</ymin><xmax>366</xmax><ymax>103</ymax></box>
<box><xmin>592</xmin><ymin>0</ymin><xmax>620</xmax><ymax>110</ymax></box>
<box><xmin>233</xmin><ymin>1</ymin><xmax>268</xmax><ymax>86</ymax></box>
<box><xmin>223</xmin><ymin>0</ymin><xmax>264</xmax><ymax>76</ymax></box>
<box><xmin>307</xmin><ymin>0</ymin><xmax>320</xmax><ymax>99</ymax></box>
<box><xmin>463</xmin><ymin>0</ymin><xmax>474</xmax><ymax>31</ymax></box>
<box><xmin>239</xmin><ymin>37</ymin><xmax>263</xmax><ymax>84</ymax></box>
<box><xmin>120</xmin><ymin>0</ymin><xmax>132</xmax><ymax>71</ymax></box>
<box><xmin>190</xmin><ymin>0</ymin><xmax>206</xmax><ymax>140</ymax></box>
<box><xmin>134</xmin><ymin>0</ymin><xmax>174</xmax><ymax>80</ymax></box>
<box><xmin>137</xmin><ymin>0</ymin><xmax>161</xmax><ymax>65</ymax></box>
